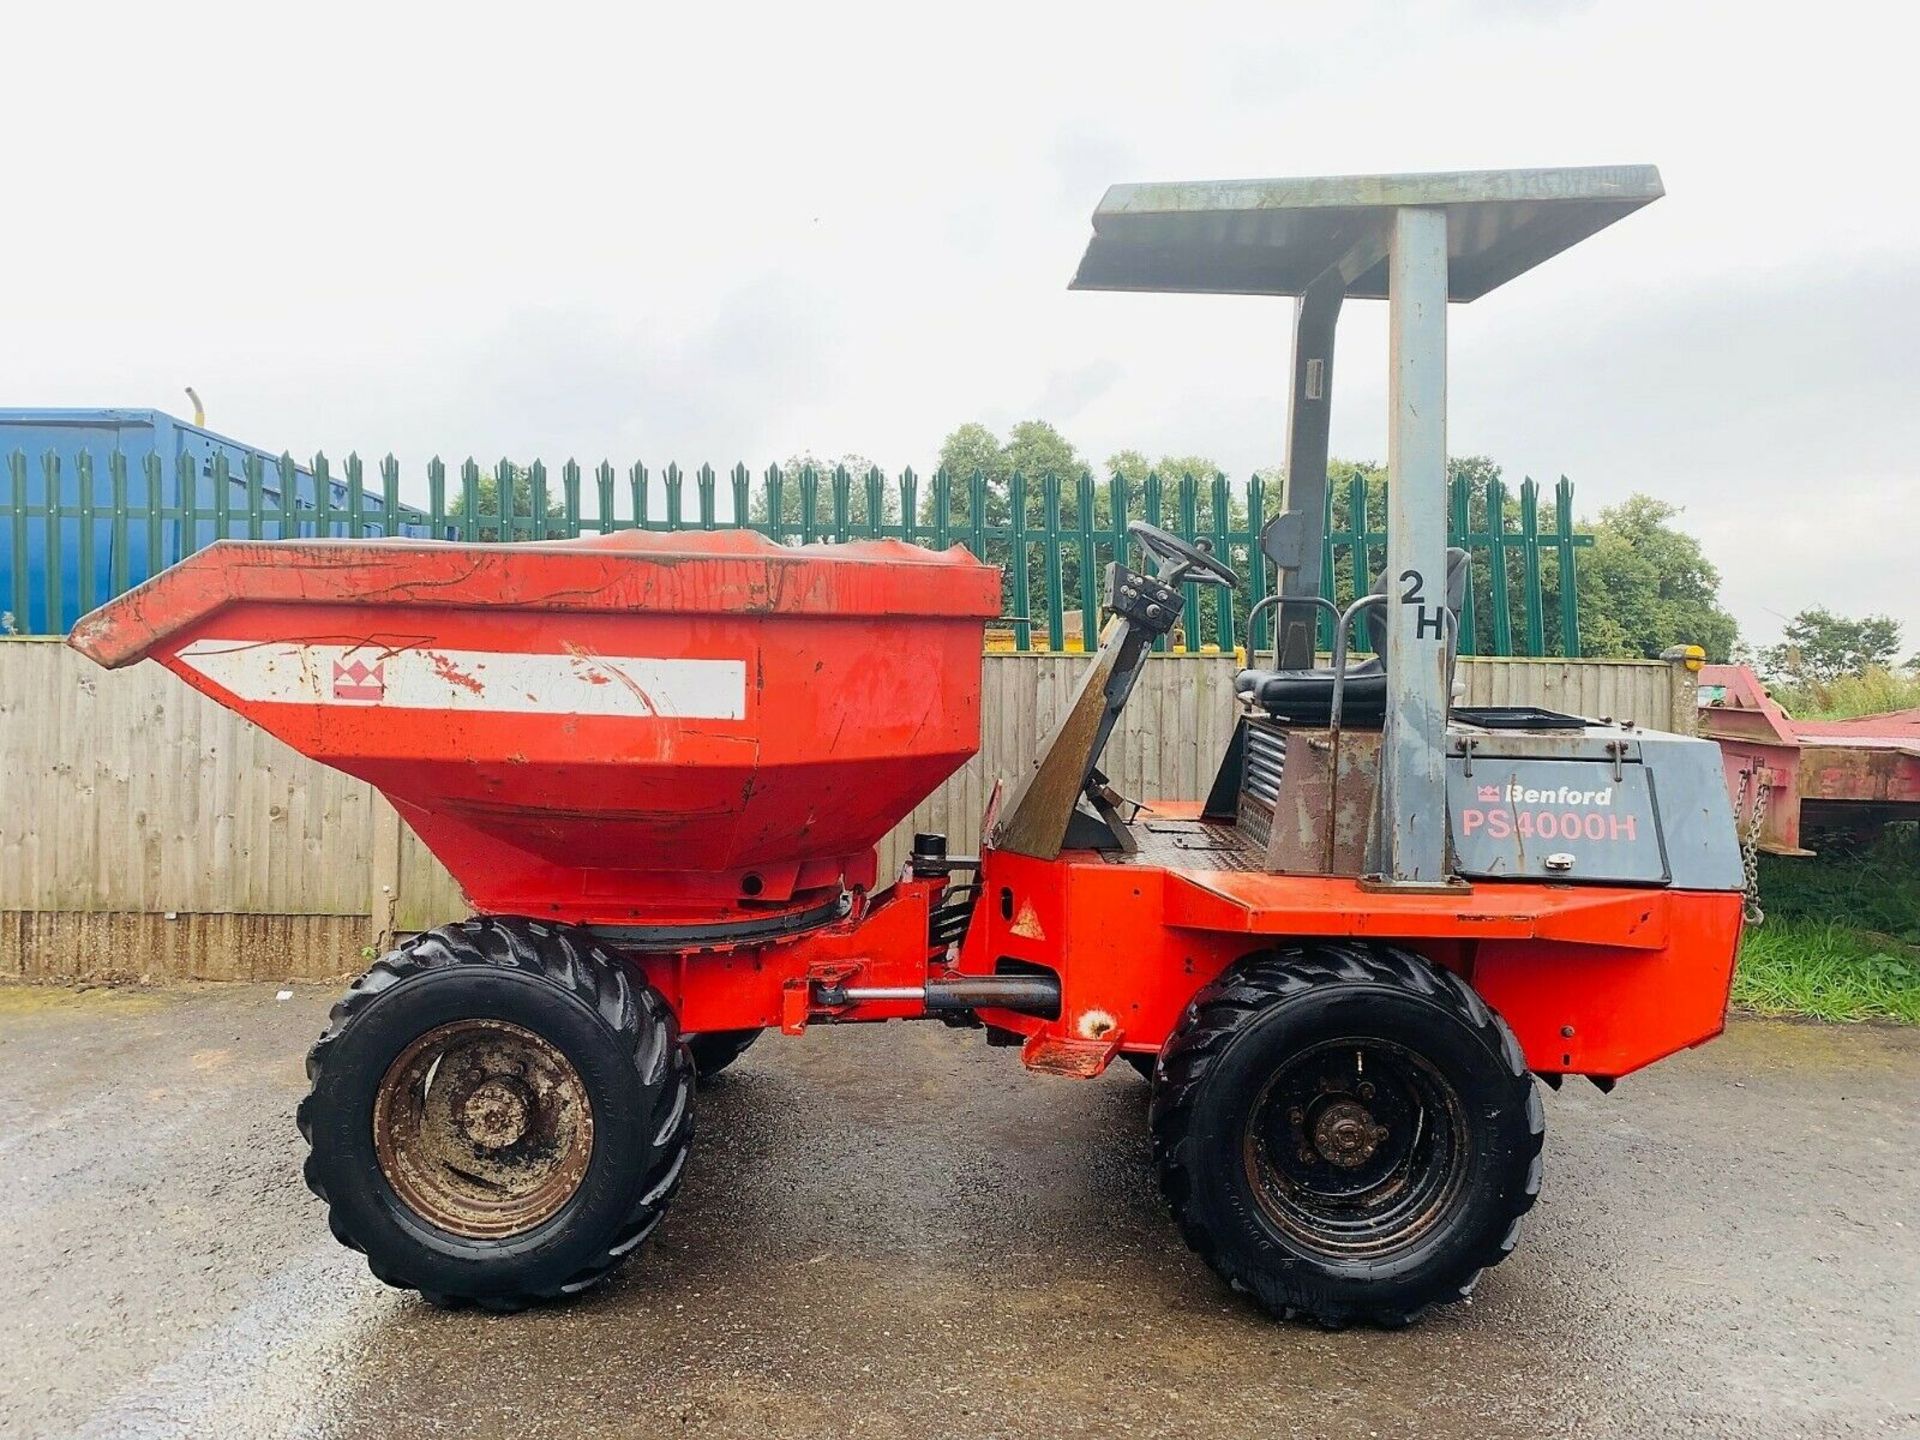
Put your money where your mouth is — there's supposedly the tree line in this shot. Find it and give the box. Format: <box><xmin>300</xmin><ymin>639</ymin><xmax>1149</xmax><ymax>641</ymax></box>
<box><xmin>465</xmin><ymin>418</ymin><xmax>1914</xmax><ymax>715</ymax></box>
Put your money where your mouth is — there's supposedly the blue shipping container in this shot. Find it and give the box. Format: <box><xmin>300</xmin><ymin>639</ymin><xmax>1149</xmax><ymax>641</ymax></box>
<box><xmin>1</xmin><ymin>408</ymin><xmax>437</xmax><ymax>634</ymax></box>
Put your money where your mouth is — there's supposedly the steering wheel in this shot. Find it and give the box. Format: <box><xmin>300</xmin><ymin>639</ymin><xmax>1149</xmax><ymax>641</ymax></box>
<box><xmin>1128</xmin><ymin>521</ymin><xmax>1239</xmax><ymax>589</ymax></box>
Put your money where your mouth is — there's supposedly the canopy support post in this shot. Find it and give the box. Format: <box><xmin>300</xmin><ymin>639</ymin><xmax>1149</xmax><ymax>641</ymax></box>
<box><xmin>1377</xmin><ymin>205</ymin><xmax>1453</xmax><ymax>886</ymax></box>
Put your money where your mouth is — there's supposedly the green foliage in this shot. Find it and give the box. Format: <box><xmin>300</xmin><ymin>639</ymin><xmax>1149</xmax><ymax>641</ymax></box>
<box><xmin>463</xmin><ymin>468</ymin><xmax>537</xmax><ymax>541</ymax></box>
<box><xmin>1734</xmin><ymin>923</ymin><xmax>1920</xmax><ymax>1023</ymax></box>
<box><xmin>1002</xmin><ymin>421</ymin><xmax>1083</xmax><ymax>489</ymax></box>
<box><xmin>750</xmin><ymin>453</ymin><xmax>891</xmax><ymax>528</ymax></box>
<box><xmin>938</xmin><ymin>422</ymin><xmax>1007</xmax><ymax>483</ymax></box>
<box><xmin>1733</xmin><ymin>832</ymin><xmax>1920</xmax><ymax>1023</ymax></box>
<box><xmin>1759</xmin><ymin>607</ymin><xmax>1902</xmax><ymax>687</ymax></box>
<box><xmin>929</xmin><ymin>421</ymin><xmax>1085</xmax><ymax>625</ymax></box>
<box><xmin>930</xmin><ymin>421</ymin><xmax>1082</xmax><ymax>530</ymax></box>
<box><xmin>1768</xmin><ymin>665</ymin><xmax>1920</xmax><ymax>721</ymax></box>
<box><xmin>1106</xmin><ymin>450</ymin><xmax>1221</xmax><ymax>489</ymax></box>
<box><xmin>1573</xmin><ymin>495</ymin><xmax>1738</xmax><ymax>662</ymax></box>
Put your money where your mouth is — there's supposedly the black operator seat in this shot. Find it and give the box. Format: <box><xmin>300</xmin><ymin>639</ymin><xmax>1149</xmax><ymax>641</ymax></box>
<box><xmin>1235</xmin><ymin>547</ymin><xmax>1471</xmax><ymax>725</ymax></box>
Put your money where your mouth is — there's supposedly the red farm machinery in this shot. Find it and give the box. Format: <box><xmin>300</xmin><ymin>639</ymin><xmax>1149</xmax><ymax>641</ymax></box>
<box><xmin>70</xmin><ymin>165</ymin><xmax>1746</xmax><ymax>1327</ymax></box>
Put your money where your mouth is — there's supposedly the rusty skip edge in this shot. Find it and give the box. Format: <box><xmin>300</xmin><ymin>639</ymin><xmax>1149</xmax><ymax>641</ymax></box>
<box><xmin>66</xmin><ymin>536</ymin><xmax>1002</xmax><ymax>670</ymax></box>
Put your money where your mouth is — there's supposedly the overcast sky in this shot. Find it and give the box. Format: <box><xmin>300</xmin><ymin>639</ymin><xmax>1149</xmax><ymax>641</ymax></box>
<box><xmin>7</xmin><ymin>1</ymin><xmax>1915</xmax><ymax>649</ymax></box>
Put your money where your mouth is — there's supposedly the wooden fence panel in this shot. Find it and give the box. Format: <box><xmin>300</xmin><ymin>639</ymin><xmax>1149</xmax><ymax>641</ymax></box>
<box><xmin>0</xmin><ymin>639</ymin><xmax>377</xmax><ymax>918</ymax></box>
<box><xmin>1</xmin><ymin>642</ymin><xmax>1691</xmax><ymax>977</ymax></box>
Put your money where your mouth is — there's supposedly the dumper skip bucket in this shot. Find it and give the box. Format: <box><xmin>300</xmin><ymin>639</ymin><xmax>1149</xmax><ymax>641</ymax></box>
<box><xmin>70</xmin><ymin>530</ymin><xmax>1002</xmax><ymax>933</ymax></box>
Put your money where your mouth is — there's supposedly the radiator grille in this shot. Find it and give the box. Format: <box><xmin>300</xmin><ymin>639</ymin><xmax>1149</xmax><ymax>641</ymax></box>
<box><xmin>1236</xmin><ymin>722</ymin><xmax>1285</xmax><ymax>849</ymax></box>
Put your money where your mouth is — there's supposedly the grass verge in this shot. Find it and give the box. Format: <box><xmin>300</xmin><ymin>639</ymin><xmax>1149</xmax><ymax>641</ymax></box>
<box><xmin>1732</xmin><ymin>830</ymin><xmax>1920</xmax><ymax>1023</ymax></box>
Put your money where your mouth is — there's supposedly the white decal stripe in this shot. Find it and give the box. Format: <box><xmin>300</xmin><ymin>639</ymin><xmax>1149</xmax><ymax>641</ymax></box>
<box><xmin>175</xmin><ymin>641</ymin><xmax>747</xmax><ymax>719</ymax></box>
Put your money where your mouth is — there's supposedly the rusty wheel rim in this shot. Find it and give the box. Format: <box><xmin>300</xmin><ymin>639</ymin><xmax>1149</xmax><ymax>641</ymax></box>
<box><xmin>373</xmin><ymin>1019</ymin><xmax>594</xmax><ymax>1239</ymax></box>
<box><xmin>1242</xmin><ymin>1037</ymin><xmax>1468</xmax><ymax>1260</ymax></box>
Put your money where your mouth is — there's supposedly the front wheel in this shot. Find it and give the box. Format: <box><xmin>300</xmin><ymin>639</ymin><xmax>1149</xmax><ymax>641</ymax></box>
<box><xmin>299</xmin><ymin>917</ymin><xmax>693</xmax><ymax>1311</ymax></box>
<box><xmin>1150</xmin><ymin>943</ymin><xmax>1542</xmax><ymax>1327</ymax></box>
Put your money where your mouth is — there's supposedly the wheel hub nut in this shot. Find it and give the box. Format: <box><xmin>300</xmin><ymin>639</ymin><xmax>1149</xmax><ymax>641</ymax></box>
<box><xmin>460</xmin><ymin>1077</ymin><xmax>533</xmax><ymax>1149</ymax></box>
<box><xmin>1313</xmin><ymin>1099</ymin><xmax>1384</xmax><ymax>1168</ymax></box>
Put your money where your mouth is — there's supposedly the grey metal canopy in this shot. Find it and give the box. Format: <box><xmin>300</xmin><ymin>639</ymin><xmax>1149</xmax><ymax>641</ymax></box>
<box><xmin>1069</xmin><ymin>164</ymin><xmax>1663</xmax><ymax>301</ymax></box>
<box><xmin>1065</xmin><ymin>162</ymin><xmax>1664</xmax><ymax>887</ymax></box>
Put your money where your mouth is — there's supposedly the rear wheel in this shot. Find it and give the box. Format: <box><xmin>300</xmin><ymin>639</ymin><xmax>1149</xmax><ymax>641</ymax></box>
<box><xmin>685</xmin><ymin>1027</ymin><xmax>763</xmax><ymax>1081</ymax></box>
<box><xmin>299</xmin><ymin>917</ymin><xmax>693</xmax><ymax>1310</ymax></box>
<box><xmin>1151</xmin><ymin>943</ymin><xmax>1542</xmax><ymax>1327</ymax></box>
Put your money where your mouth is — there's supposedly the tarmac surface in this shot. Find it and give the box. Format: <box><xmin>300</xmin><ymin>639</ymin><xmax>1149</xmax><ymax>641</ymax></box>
<box><xmin>0</xmin><ymin>980</ymin><xmax>1915</xmax><ymax>1440</ymax></box>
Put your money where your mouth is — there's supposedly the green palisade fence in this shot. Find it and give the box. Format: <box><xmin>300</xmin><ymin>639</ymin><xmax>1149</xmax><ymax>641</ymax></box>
<box><xmin>1</xmin><ymin>451</ymin><xmax>1589</xmax><ymax>655</ymax></box>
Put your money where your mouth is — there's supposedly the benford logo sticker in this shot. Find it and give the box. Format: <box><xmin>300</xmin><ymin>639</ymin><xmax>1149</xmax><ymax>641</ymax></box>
<box><xmin>1479</xmin><ymin>781</ymin><xmax>1615</xmax><ymax>807</ymax></box>
<box><xmin>331</xmin><ymin>658</ymin><xmax>386</xmax><ymax>703</ymax></box>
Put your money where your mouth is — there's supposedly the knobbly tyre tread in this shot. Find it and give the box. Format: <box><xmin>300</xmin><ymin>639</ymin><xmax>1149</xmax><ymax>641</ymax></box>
<box><xmin>297</xmin><ymin>916</ymin><xmax>693</xmax><ymax>1310</ymax></box>
<box><xmin>1149</xmin><ymin>942</ymin><xmax>1544</xmax><ymax>1328</ymax></box>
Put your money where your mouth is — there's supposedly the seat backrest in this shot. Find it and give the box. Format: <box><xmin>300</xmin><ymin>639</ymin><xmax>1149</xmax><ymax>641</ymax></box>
<box><xmin>1362</xmin><ymin>547</ymin><xmax>1471</xmax><ymax>661</ymax></box>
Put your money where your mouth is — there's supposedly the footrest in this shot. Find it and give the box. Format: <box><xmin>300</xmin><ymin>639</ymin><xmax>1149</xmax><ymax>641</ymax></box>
<box><xmin>1021</xmin><ymin>1029</ymin><xmax>1124</xmax><ymax>1079</ymax></box>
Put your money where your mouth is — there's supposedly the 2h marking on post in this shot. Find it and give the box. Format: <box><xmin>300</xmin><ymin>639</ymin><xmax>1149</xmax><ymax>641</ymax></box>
<box><xmin>1399</xmin><ymin>569</ymin><xmax>1446</xmax><ymax>640</ymax></box>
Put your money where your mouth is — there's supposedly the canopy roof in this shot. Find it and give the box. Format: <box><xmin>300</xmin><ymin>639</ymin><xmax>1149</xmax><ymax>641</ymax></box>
<box><xmin>1069</xmin><ymin>164</ymin><xmax>1663</xmax><ymax>301</ymax></box>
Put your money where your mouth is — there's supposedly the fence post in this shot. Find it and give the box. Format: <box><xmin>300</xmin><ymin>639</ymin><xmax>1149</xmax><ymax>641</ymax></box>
<box><xmin>932</xmin><ymin>469</ymin><xmax>952</xmax><ymax>550</ymax></box>
<box><xmin>1519</xmin><ymin>478</ymin><xmax>1545</xmax><ymax>657</ymax></box>
<box><xmin>1486</xmin><ymin>475</ymin><xmax>1512</xmax><ymax>655</ymax></box>
<box><xmin>1041</xmin><ymin>473</ymin><xmax>1064</xmax><ymax>650</ymax></box>
<box><xmin>178</xmin><ymin>451</ymin><xmax>199</xmax><ymax>559</ymax></box>
<box><xmin>863</xmin><ymin>465</ymin><xmax>884</xmax><ymax>537</ymax></box>
<box><xmin>381</xmin><ymin>454</ymin><xmax>401</xmax><ymax>538</ymax></box>
<box><xmin>41</xmin><ymin>452</ymin><xmax>62</xmax><ymax>632</ymax></box>
<box><xmin>765</xmin><ymin>464</ymin><xmax>785</xmax><ymax>541</ymax></box>
<box><xmin>730</xmin><ymin>464</ymin><xmax>750</xmax><ymax>530</ymax></box>
<box><xmin>696</xmin><ymin>463</ymin><xmax>716</xmax><ymax>531</ymax></box>
<box><xmin>108</xmin><ymin>452</ymin><xmax>129</xmax><ymax>597</ymax></box>
<box><xmin>428</xmin><ymin>457</ymin><xmax>447</xmax><ymax>538</ymax></box>
<box><xmin>1008</xmin><ymin>472</ymin><xmax>1032</xmax><ymax>650</ymax></box>
<box><xmin>343</xmin><ymin>453</ymin><xmax>363</xmax><ymax>538</ymax></box>
<box><xmin>831</xmin><ymin>465</ymin><xmax>851</xmax><ymax>541</ymax></box>
<box><xmin>799</xmin><ymin>465</ymin><xmax>818</xmax><ymax>544</ymax></box>
<box><xmin>1076</xmin><ymin>472</ymin><xmax>1098</xmax><ymax>651</ymax></box>
<box><xmin>1245</xmin><ymin>471</ymin><xmax>1268</xmax><ymax>656</ymax></box>
<box><xmin>562</xmin><ymin>459</ymin><xmax>582</xmax><ymax>537</ymax></box>
<box><xmin>1346</xmin><ymin>474</ymin><xmax>1371</xmax><ymax>652</ymax></box>
<box><xmin>1555</xmin><ymin>475</ymin><xmax>1579</xmax><ymax>656</ymax></box>
<box><xmin>72</xmin><ymin>450</ymin><xmax>96</xmax><ymax>619</ymax></box>
<box><xmin>142</xmin><ymin>452</ymin><xmax>164</xmax><ymax>587</ymax></box>
<box><xmin>459</xmin><ymin>458</ymin><xmax>480</xmax><ymax>541</ymax></box>
<box><xmin>1176</xmin><ymin>473</ymin><xmax>1200</xmax><ymax>649</ymax></box>
<box><xmin>966</xmin><ymin>471</ymin><xmax>987</xmax><ymax>570</ymax></box>
<box><xmin>313</xmin><ymin>453</ymin><xmax>334</xmax><ymax>540</ymax></box>
<box><xmin>243</xmin><ymin>452</ymin><xmax>263</xmax><ymax>541</ymax></box>
<box><xmin>664</xmin><ymin>463</ymin><xmax>684</xmax><ymax>532</ymax></box>
<box><xmin>4</xmin><ymin>453</ymin><xmax>22</xmax><ymax>629</ymax></box>
<box><xmin>1209</xmin><ymin>471</ymin><xmax>1232</xmax><ymax>650</ymax></box>
<box><xmin>530</xmin><ymin>460</ymin><xmax>550</xmax><ymax>541</ymax></box>
<box><xmin>1450</xmin><ymin>471</ymin><xmax>1477</xmax><ymax>655</ymax></box>
<box><xmin>277</xmin><ymin>453</ymin><xmax>299</xmax><ymax>542</ymax></box>
<box><xmin>1316</xmin><ymin>481</ymin><xmax>1337</xmax><ymax>653</ymax></box>
<box><xmin>596</xmin><ymin>462</ymin><xmax>616</xmax><ymax>534</ymax></box>
<box><xmin>1141</xmin><ymin>471</ymin><xmax>1164</xmax><ymax>650</ymax></box>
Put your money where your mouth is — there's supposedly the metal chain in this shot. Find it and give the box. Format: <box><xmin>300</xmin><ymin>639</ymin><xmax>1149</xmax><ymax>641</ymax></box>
<box><xmin>1737</xmin><ymin>765</ymin><xmax>1771</xmax><ymax>925</ymax></box>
